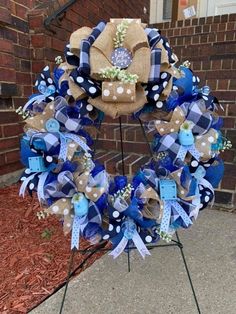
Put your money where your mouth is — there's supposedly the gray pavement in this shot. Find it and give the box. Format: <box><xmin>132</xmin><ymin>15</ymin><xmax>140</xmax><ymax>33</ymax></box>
<box><xmin>31</xmin><ymin>209</ymin><xmax>236</xmax><ymax>314</ymax></box>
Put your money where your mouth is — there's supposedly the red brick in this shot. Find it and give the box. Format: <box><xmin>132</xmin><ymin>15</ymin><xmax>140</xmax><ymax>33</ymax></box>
<box><xmin>31</xmin><ymin>34</ymin><xmax>45</xmax><ymax>48</ymax></box>
<box><xmin>18</xmin><ymin>33</ymin><xmax>30</xmax><ymax>46</ymax></box>
<box><xmin>215</xmin><ymin>190</ymin><xmax>233</xmax><ymax>205</ymax></box>
<box><xmin>0</xmin><ymin>39</ymin><xmax>13</xmax><ymax>53</ymax></box>
<box><xmin>222</xmin><ymin>117</ymin><xmax>235</xmax><ymax>129</ymax></box>
<box><xmin>28</xmin><ymin>14</ymin><xmax>44</xmax><ymax>29</ymax></box>
<box><xmin>218</xmin><ymin>23</ymin><xmax>226</xmax><ymax>31</ymax></box>
<box><xmin>211</xmin><ymin>59</ymin><xmax>222</xmax><ymax>70</ymax></box>
<box><xmin>217</xmin><ymin>79</ymin><xmax>229</xmax><ymax>90</ymax></box>
<box><xmin>15</xmin><ymin>3</ymin><xmax>28</xmax><ymax>20</ymax></box>
<box><xmin>14</xmin><ymin>45</ymin><xmax>30</xmax><ymax>59</ymax></box>
<box><xmin>228</xmin><ymin>104</ymin><xmax>236</xmax><ymax>116</ymax></box>
<box><xmin>52</xmin><ymin>37</ymin><xmax>65</xmax><ymax>52</ymax></box>
<box><xmin>5</xmin><ymin>149</ymin><xmax>20</xmax><ymax>163</ymax></box>
<box><xmin>23</xmin><ymin>85</ymin><xmax>33</xmax><ymax>96</ymax></box>
<box><xmin>0</xmin><ymin>137</ymin><xmax>19</xmax><ymax>151</ymax></box>
<box><xmin>0</xmin><ymin>68</ymin><xmax>16</xmax><ymax>82</ymax></box>
<box><xmin>0</xmin><ymin>153</ymin><xmax>5</xmax><ymax>166</ymax></box>
<box><xmin>229</xmin><ymin>80</ymin><xmax>236</xmax><ymax>90</ymax></box>
<box><xmin>16</xmin><ymin>72</ymin><xmax>31</xmax><ymax>85</ymax></box>
<box><xmin>0</xmin><ymin>54</ymin><xmax>15</xmax><ymax>68</ymax></box>
<box><xmin>0</xmin><ymin>6</ymin><xmax>11</xmax><ymax>24</ymax></box>
<box><xmin>227</xmin><ymin>22</ymin><xmax>236</xmax><ymax>30</ymax></box>
<box><xmin>2</xmin><ymin>123</ymin><xmax>24</xmax><ymax>137</ymax></box>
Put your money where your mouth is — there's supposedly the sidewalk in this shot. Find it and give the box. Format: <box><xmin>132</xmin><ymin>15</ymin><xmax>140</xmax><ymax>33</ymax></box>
<box><xmin>31</xmin><ymin>209</ymin><xmax>236</xmax><ymax>314</ymax></box>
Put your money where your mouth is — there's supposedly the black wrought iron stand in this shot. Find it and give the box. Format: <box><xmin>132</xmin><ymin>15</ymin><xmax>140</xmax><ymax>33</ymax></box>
<box><xmin>59</xmin><ymin>117</ymin><xmax>202</xmax><ymax>314</ymax></box>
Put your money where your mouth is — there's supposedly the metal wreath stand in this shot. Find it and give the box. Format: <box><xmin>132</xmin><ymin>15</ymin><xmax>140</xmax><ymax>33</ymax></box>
<box><xmin>58</xmin><ymin>116</ymin><xmax>202</xmax><ymax>314</ymax></box>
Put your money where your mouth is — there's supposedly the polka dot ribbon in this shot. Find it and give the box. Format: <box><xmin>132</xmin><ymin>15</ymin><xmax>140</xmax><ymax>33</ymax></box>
<box><xmin>160</xmin><ymin>200</ymin><xmax>192</xmax><ymax>234</ymax></box>
<box><xmin>71</xmin><ymin>215</ymin><xmax>88</xmax><ymax>250</ymax></box>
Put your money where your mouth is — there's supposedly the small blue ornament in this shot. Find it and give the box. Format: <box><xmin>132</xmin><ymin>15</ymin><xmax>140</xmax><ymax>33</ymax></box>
<box><xmin>111</xmin><ymin>48</ymin><xmax>132</xmax><ymax>69</ymax></box>
<box><xmin>72</xmin><ymin>193</ymin><xmax>89</xmax><ymax>216</ymax></box>
<box><xmin>179</xmin><ymin>130</ymin><xmax>194</xmax><ymax>146</ymax></box>
<box><xmin>122</xmin><ymin>218</ymin><xmax>136</xmax><ymax>240</ymax></box>
<box><xmin>28</xmin><ymin>156</ymin><xmax>47</xmax><ymax>172</ymax></box>
<box><xmin>45</xmin><ymin>118</ymin><xmax>60</xmax><ymax>132</ymax></box>
<box><xmin>159</xmin><ymin>179</ymin><xmax>177</xmax><ymax>200</ymax></box>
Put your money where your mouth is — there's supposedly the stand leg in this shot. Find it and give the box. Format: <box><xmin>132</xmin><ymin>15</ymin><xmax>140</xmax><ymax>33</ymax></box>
<box><xmin>119</xmin><ymin>116</ymin><xmax>131</xmax><ymax>272</ymax></box>
<box><xmin>59</xmin><ymin>249</ymin><xmax>76</xmax><ymax>314</ymax></box>
<box><xmin>176</xmin><ymin>232</ymin><xmax>201</xmax><ymax>314</ymax></box>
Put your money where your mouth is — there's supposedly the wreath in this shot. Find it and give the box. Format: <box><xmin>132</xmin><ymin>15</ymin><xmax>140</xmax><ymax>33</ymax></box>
<box><xmin>18</xmin><ymin>18</ymin><xmax>230</xmax><ymax>259</ymax></box>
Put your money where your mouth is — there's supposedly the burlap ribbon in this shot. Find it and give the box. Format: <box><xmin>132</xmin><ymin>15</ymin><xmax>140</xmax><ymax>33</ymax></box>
<box><xmin>69</xmin><ymin>26</ymin><xmax>92</xmax><ymax>57</ymax></box>
<box><xmin>155</xmin><ymin>106</ymin><xmax>185</xmax><ymax>135</ymax></box>
<box><xmin>25</xmin><ymin>101</ymin><xmax>55</xmax><ymax>131</ymax></box>
<box><xmin>195</xmin><ymin>128</ymin><xmax>218</xmax><ymax>160</ymax></box>
<box><xmin>74</xmin><ymin>171</ymin><xmax>106</xmax><ymax>202</ymax></box>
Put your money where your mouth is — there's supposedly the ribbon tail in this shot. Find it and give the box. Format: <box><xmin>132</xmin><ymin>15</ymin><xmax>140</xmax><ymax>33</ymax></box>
<box><xmin>132</xmin><ymin>230</ymin><xmax>151</xmax><ymax>259</ymax></box>
<box><xmin>37</xmin><ymin>171</ymin><xmax>49</xmax><ymax>202</ymax></box>
<box><xmin>171</xmin><ymin>201</ymin><xmax>193</xmax><ymax>228</ymax></box>
<box><xmin>176</xmin><ymin>146</ymin><xmax>187</xmax><ymax>161</ymax></box>
<box><xmin>58</xmin><ymin>134</ymin><xmax>68</xmax><ymax>161</ymax></box>
<box><xmin>19</xmin><ymin>173</ymin><xmax>37</xmax><ymax>197</ymax></box>
<box><xmin>109</xmin><ymin>237</ymin><xmax>128</xmax><ymax>259</ymax></box>
<box><xmin>189</xmin><ymin>145</ymin><xmax>201</xmax><ymax>161</ymax></box>
<box><xmin>160</xmin><ymin>201</ymin><xmax>172</xmax><ymax>233</ymax></box>
<box><xmin>71</xmin><ymin>216</ymin><xmax>81</xmax><ymax>250</ymax></box>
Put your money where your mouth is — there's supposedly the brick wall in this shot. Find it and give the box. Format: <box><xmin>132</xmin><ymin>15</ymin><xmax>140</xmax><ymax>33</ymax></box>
<box><xmin>0</xmin><ymin>2</ymin><xmax>235</xmax><ymax>208</ymax></box>
<box><xmin>0</xmin><ymin>0</ymin><xmax>149</xmax><ymax>178</ymax></box>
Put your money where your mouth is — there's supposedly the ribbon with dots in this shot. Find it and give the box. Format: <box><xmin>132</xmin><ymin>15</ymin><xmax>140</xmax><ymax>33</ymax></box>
<box><xmin>71</xmin><ymin>215</ymin><xmax>88</xmax><ymax>250</ymax></box>
<box><xmin>160</xmin><ymin>200</ymin><xmax>192</xmax><ymax>234</ymax></box>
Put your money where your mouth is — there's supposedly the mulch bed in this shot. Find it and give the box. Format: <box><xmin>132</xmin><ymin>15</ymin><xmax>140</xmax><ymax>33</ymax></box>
<box><xmin>0</xmin><ymin>184</ymin><xmax>107</xmax><ymax>314</ymax></box>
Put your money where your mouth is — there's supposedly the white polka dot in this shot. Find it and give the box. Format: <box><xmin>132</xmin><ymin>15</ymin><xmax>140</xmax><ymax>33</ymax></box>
<box><xmin>177</xmin><ymin>172</ymin><xmax>181</xmax><ymax>177</ymax></box>
<box><xmin>52</xmin><ymin>205</ymin><xmax>59</xmax><ymax>213</ymax></box>
<box><xmin>66</xmin><ymin>223</ymin><xmax>71</xmax><ymax>227</ymax></box>
<box><xmin>156</xmin><ymin>101</ymin><xmax>163</xmax><ymax>108</ymax></box>
<box><xmin>204</xmin><ymin>163</ymin><xmax>210</xmax><ymax>167</ymax></box>
<box><xmin>201</xmin><ymin>142</ymin><xmax>206</xmax><ymax>146</ymax></box>
<box><xmin>93</xmin><ymin>193</ymin><xmax>98</xmax><ymax>198</ymax></box>
<box><xmin>89</xmin><ymin>87</ymin><xmax>97</xmax><ymax>94</ymax></box>
<box><xmin>49</xmin><ymin>104</ymin><xmax>54</xmax><ymax>110</ymax></box>
<box><xmin>76</xmin><ymin>76</ymin><xmax>84</xmax><ymax>83</ymax></box>
<box><xmin>145</xmin><ymin>235</ymin><xmax>152</xmax><ymax>243</ymax></box>
<box><xmin>29</xmin><ymin>183</ymin><xmax>34</xmax><ymax>190</ymax></box>
<box><xmin>47</xmin><ymin>78</ymin><xmax>53</xmax><ymax>84</ymax></box>
<box><xmin>108</xmin><ymin>83</ymin><xmax>113</xmax><ymax>86</ymax></box>
<box><xmin>112</xmin><ymin>211</ymin><xmax>119</xmax><ymax>218</ymax></box>
<box><xmin>145</xmin><ymin>90</ymin><xmax>148</xmax><ymax>95</ymax></box>
<box><xmin>63</xmin><ymin>208</ymin><xmax>69</xmax><ymax>215</ymax></box>
<box><xmin>88</xmin><ymin>80</ymin><xmax>94</xmax><ymax>84</ymax></box>
<box><xmin>191</xmin><ymin>160</ymin><xmax>198</xmax><ymax>167</ymax></box>
<box><xmin>113</xmin><ymin>96</ymin><xmax>117</xmax><ymax>100</ymax></box>
<box><xmin>170</xmin><ymin>128</ymin><xmax>175</xmax><ymax>132</ymax></box>
<box><xmin>103</xmin><ymin>234</ymin><xmax>110</xmax><ymax>240</ymax></box>
<box><xmin>35</xmin><ymin>80</ymin><xmax>39</xmax><ymax>86</ymax></box>
<box><xmin>180</xmin><ymin>190</ymin><xmax>185</xmax><ymax>195</ymax></box>
<box><xmin>67</xmin><ymin>89</ymin><xmax>72</xmax><ymax>96</ymax></box>
<box><xmin>86</xmin><ymin>104</ymin><xmax>93</xmax><ymax>111</ymax></box>
<box><xmin>46</xmin><ymin>156</ymin><xmax>53</xmax><ymax>163</ymax></box>
<box><xmin>160</xmin><ymin>128</ymin><xmax>164</xmax><ymax>132</ymax></box>
<box><xmin>85</xmin><ymin>186</ymin><xmax>92</xmax><ymax>192</ymax></box>
<box><xmin>154</xmin><ymin>94</ymin><xmax>159</xmax><ymax>101</ymax></box>
<box><xmin>43</xmin><ymin>66</ymin><xmax>49</xmax><ymax>71</ymax></box>
<box><xmin>163</xmin><ymin>81</ymin><xmax>168</xmax><ymax>88</ymax></box>
<box><xmin>199</xmin><ymin>203</ymin><xmax>203</xmax><ymax>209</ymax></box>
<box><xmin>192</xmin><ymin>76</ymin><xmax>196</xmax><ymax>82</ymax></box>
<box><xmin>175</xmin><ymin>120</ymin><xmax>180</xmax><ymax>124</ymax></box>
<box><xmin>25</xmin><ymin>168</ymin><xmax>31</xmax><ymax>174</ymax></box>
<box><xmin>108</xmin><ymin>224</ymin><xmax>114</xmax><ymax>231</ymax></box>
<box><xmin>152</xmin><ymin>85</ymin><xmax>159</xmax><ymax>91</ymax></box>
<box><xmin>41</xmin><ymin>73</ymin><xmax>45</xmax><ymax>79</ymax></box>
<box><xmin>208</xmin><ymin>136</ymin><xmax>214</xmax><ymax>143</ymax></box>
<box><xmin>131</xmin><ymin>96</ymin><xmax>134</xmax><ymax>101</ymax></box>
<box><xmin>62</xmin><ymin>198</ymin><xmax>66</xmax><ymax>202</ymax></box>
<box><xmin>116</xmin><ymin>226</ymin><xmax>121</xmax><ymax>233</ymax></box>
<box><xmin>103</xmin><ymin>89</ymin><xmax>110</xmax><ymax>96</ymax></box>
<box><xmin>197</xmin><ymin>77</ymin><xmax>200</xmax><ymax>83</ymax></box>
<box><xmin>205</xmin><ymin>196</ymin><xmax>210</xmax><ymax>202</ymax></box>
<box><xmin>127</xmin><ymin>89</ymin><xmax>131</xmax><ymax>94</ymax></box>
<box><xmin>69</xmin><ymin>143</ymin><xmax>76</xmax><ymax>148</ymax></box>
<box><xmin>161</xmin><ymin>72</ymin><xmax>167</xmax><ymax>79</ymax></box>
<box><xmin>202</xmin><ymin>96</ymin><xmax>208</xmax><ymax>101</ymax></box>
<box><xmin>40</xmin><ymin>119</ymin><xmax>44</xmax><ymax>124</ymax></box>
<box><xmin>117</xmin><ymin>86</ymin><xmax>124</xmax><ymax>94</ymax></box>
<box><xmin>79</xmin><ymin>180</ymin><xmax>83</xmax><ymax>185</ymax></box>
<box><xmin>173</xmin><ymin>86</ymin><xmax>178</xmax><ymax>90</ymax></box>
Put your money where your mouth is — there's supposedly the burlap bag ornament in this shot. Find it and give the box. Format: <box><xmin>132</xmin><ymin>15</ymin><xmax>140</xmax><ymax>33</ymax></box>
<box><xmin>101</xmin><ymin>81</ymin><xmax>136</xmax><ymax>103</ymax></box>
<box><xmin>90</xmin><ymin>22</ymin><xmax>151</xmax><ymax>82</ymax></box>
<box><xmin>88</xmin><ymin>84</ymin><xmax>147</xmax><ymax>119</ymax></box>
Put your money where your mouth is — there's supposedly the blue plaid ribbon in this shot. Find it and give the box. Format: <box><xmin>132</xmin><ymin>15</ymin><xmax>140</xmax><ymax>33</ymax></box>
<box><xmin>144</xmin><ymin>28</ymin><xmax>161</xmax><ymax>49</ymax></box>
<box><xmin>79</xmin><ymin>21</ymin><xmax>106</xmax><ymax>76</ymax></box>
